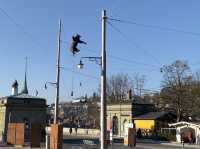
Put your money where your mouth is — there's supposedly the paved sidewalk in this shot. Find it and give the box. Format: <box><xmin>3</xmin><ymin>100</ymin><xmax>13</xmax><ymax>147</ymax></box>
<box><xmin>0</xmin><ymin>144</ymin><xmax>134</xmax><ymax>149</ymax></box>
<box><xmin>161</xmin><ymin>142</ymin><xmax>200</xmax><ymax>149</ymax></box>
<box><xmin>137</xmin><ymin>139</ymin><xmax>200</xmax><ymax>149</ymax></box>
<box><xmin>1</xmin><ymin>139</ymin><xmax>200</xmax><ymax>149</ymax></box>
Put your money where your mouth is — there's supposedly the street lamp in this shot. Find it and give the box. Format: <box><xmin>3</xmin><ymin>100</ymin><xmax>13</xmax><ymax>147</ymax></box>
<box><xmin>77</xmin><ymin>57</ymin><xmax>101</xmax><ymax>69</ymax></box>
<box><xmin>77</xmin><ymin>10</ymin><xmax>107</xmax><ymax>149</ymax></box>
<box><xmin>77</xmin><ymin>60</ymin><xmax>84</xmax><ymax>69</ymax></box>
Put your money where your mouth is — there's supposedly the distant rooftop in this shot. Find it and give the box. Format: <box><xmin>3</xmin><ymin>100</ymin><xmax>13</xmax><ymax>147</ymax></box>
<box><xmin>1</xmin><ymin>93</ymin><xmax>45</xmax><ymax>100</ymax></box>
<box><xmin>107</xmin><ymin>95</ymin><xmax>153</xmax><ymax>105</ymax></box>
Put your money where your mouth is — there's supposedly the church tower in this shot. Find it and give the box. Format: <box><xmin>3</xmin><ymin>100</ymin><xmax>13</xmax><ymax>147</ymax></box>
<box><xmin>21</xmin><ymin>57</ymin><xmax>28</xmax><ymax>94</ymax></box>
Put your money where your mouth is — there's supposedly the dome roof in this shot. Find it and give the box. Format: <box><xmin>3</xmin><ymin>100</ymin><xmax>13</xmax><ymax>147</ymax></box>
<box><xmin>12</xmin><ymin>80</ymin><xmax>18</xmax><ymax>87</ymax></box>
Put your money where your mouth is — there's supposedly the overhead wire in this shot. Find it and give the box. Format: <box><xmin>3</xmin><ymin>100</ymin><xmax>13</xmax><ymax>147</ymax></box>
<box><xmin>60</xmin><ymin>38</ymin><xmax>161</xmax><ymax>73</ymax></box>
<box><xmin>61</xmin><ymin>67</ymin><xmax>99</xmax><ymax>98</ymax></box>
<box><xmin>62</xmin><ymin>67</ymin><xmax>160</xmax><ymax>93</ymax></box>
<box><xmin>1</xmin><ymin>10</ymin><xmax>158</xmax><ymax>70</ymax></box>
<box><xmin>60</xmin><ymin>38</ymin><xmax>161</xmax><ymax>71</ymax></box>
<box><xmin>107</xmin><ymin>20</ymin><xmax>162</xmax><ymax>66</ymax></box>
<box><xmin>108</xmin><ymin>17</ymin><xmax>200</xmax><ymax>37</ymax></box>
<box><xmin>0</xmin><ymin>6</ymin><xmax>45</xmax><ymax>50</ymax></box>
<box><xmin>84</xmin><ymin>48</ymin><xmax>160</xmax><ymax>69</ymax></box>
<box><xmin>61</xmin><ymin>67</ymin><xmax>99</xmax><ymax>80</ymax></box>
<box><xmin>0</xmin><ymin>6</ymin><xmax>162</xmax><ymax>93</ymax></box>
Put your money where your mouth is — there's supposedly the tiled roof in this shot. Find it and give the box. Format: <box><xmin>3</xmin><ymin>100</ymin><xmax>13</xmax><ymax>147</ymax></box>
<box><xmin>133</xmin><ymin>95</ymin><xmax>152</xmax><ymax>104</ymax></box>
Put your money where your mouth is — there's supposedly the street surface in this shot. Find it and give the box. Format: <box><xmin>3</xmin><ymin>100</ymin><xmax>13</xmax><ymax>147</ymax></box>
<box><xmin>0</xmin><ymin>142</ymin><xmax>199</xmax><ymax>149</ymax></box>
<box><xmin>1</xmin><ymin>135</ymin><xmax>199</xmax><ymax>149</ymax></box>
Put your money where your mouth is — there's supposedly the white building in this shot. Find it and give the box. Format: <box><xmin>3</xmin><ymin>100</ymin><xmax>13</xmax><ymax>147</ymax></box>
<box><xmin>169</xmin><ymin>121</ymin><xmax>200</xmax><ymax>145</ymax></box>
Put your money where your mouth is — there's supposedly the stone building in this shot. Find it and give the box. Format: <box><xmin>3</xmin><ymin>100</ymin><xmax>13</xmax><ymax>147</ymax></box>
<box><xmin>107</xmin><ymin>95</ymin><xmax>155</xmax><ymax>137</ymax></box>
<box><xmin>0</xmin><ymin>75</ymin><xmax>47</xmax><ymax>141</ymax></box>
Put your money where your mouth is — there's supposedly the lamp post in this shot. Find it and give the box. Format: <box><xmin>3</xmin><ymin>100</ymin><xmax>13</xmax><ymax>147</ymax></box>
<box><xmin>77</xmin><ymin>9</ymin><xmax>107</xmax><ymax>149</ymax></box>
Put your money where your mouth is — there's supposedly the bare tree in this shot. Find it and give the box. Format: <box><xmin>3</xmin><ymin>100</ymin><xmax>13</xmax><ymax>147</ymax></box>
<box><xmin>105</xmin><ymin>72</ymin><xmax>147</xmax><ymax>103</ymax></box>
<box><xmin>160</xmin><ymin>60</ymin><xmax>193</xmax><ymax>122</ymax></box>
<box><xmin>133</xmin><ymin>73</ymin><xmax>146</xmax><ymax>96</ymax></box>
<box><xmin>107</xmin><ymin>73</ymin><xmax>134</xmax><ymax>102</ymax></box>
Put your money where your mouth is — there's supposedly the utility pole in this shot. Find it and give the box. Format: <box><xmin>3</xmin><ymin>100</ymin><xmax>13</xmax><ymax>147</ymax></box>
<box><xmin>101</xmin><ymin>9</ymin><xmax>107</xmax><ymax>149</ymax></box>
<box><xmin>54</xmin><ymin>19</ymin><xmax>61</xmax><ymax>124</ymax></box>
<box><xmin>120</xmin><ymin>99</ymin><xmax>121</xmax><ymax>137</ymax></box>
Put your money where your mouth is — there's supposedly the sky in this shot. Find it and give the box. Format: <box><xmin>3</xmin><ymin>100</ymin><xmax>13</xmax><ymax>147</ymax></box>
<box><xmin>1</xmin><ymin>0</ymin><xmax>200</xmax><ymax>104</ymax></box>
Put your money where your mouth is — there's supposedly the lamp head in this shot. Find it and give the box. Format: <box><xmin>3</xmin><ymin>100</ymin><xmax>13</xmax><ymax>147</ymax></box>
<box><xmin>77</xmin><ymin>60</ymin><xmax>84</xmax><ymax>69</ymax></box>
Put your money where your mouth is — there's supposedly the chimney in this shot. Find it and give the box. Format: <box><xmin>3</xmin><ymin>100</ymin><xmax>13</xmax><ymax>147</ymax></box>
<box><xmin>12</xmin><ymin>80</ymin><xmax>18</xmax><ymax>95</ymax></box>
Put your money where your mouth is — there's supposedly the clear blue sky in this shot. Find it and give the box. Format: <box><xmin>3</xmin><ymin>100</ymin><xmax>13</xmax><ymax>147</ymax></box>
<box><xmin>1</xmin><ymin>0</ymin><xmax>200</xmax><ymax>104</ymax></box>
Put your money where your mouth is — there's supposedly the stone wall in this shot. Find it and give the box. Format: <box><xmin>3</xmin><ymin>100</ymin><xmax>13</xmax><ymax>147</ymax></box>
<box><xmin>46</xmin><ymin>127</ymin><xmax>100</xmax><ymax>137</ymax></box>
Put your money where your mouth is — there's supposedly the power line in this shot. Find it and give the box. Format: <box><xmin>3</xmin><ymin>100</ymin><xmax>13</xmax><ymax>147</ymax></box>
<box><xmin>0</xmin><ymin>9</ymin><xmax>157</xmax><ymax>76</ymax></box>
<box><xmin>85</xmin><ymin>48</ymin><xmax>160</xmax><ymax>69</ymax></box>
<box><xmin>108</xmin><ymin>53</ymin><xmax>160</xmax><ymax>69</ymax></box>
<box><xmin>61</xmin><ymin>41</ymin><xmax>161</xmax><ymax>69</ymax></box>
<box><xmin>108</xmin><ymin>17</ymin><xmax>200</xmax><ymax>37</ymax></box>
<box><xmin>0</xmin><ymin>6</ymin><xmax>45</xmax><ymax>50</ymax></box>
<box><xmin>107</xmin><ymin>20</ymin><xmax>162</xmax><ymax>66</ymax></box>
<box><xmin>62</xmin><ymin>67</ymin><xmax>99</xmax><ymax>80</ymax></box>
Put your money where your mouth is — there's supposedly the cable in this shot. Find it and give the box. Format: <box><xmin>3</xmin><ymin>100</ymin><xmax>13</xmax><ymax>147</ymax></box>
<box><xmin>61</xmin><ymin>22</ymin><xmax>161</xmax><ymax>69</ymax></box>
<box><xmin>84</xmin><ymin>48</ymin><xmax>160</xmax><ymax>69</ymax></box>
<box><xmin>0</xmin><ymin>6</ymin><xmax>45</xmax><ymax>50</ymax></box>
<box><xmin>108</xmin><ymin>17</ymin><xmax>200</xmax><ymax>37</ymax></box>
<box><xmin>107</xmin><ymin>20</ymin><xmax>162</xmax><ymax>66</ymax></box>
<box><xmin>108</xmin><ymin>54</ymin><xmax>159</xmax><ymax>69</ymax></box>
<box><xmin>62</xmin><ymin>67</ymin><xmax>99</xmax><ymax>80</ymax></box>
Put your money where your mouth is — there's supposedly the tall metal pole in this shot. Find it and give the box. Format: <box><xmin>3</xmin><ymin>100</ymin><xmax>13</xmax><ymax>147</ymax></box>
<box><xmin>54</xmin><ymin>19</ymin><xmax>61</xmax><ymax>124</ymax></box>
<box><xmin>101</xmin><ymin>10</ymin><xmax>107</xmax><ymax>149</ymax></box>
<box><xmin>120</xmin><ymin>100</ymin><xmax>121</xmax><ymax>137</ymax></box>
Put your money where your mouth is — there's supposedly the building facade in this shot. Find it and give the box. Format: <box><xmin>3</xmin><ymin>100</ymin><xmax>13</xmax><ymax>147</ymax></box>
<box><xmin>134</xmin><ymin>111</ymin><xmax>176</xmax><ymax>130</ymax></box>
<box><xmin>0</xmin><ymin>79</ymin><xmax>47</xmax><ymax>141</ymax></box>
<box><xmin>169</xmin><ymin>121</ymin><xmax>200</xmax><ymax>145</ymax></box>
<box><xmin>107</xmin><ymin>96</ymin><xmax>155</xmax><ymax>137</ymax></box>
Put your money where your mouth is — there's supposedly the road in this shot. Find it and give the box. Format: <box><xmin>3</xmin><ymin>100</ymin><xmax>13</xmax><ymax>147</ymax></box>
<box><xmin>0</xmin><ymin>143</ymin><xmax>198</xmax><ymax>149</ymax></box>
<box><xmin>1</xmin><ymin>136</ymin><xmax>198</xmax><ymax>149</ymax></box>
<box><xmin>66</xmin><ymin>143</ymin><xmax>197</xmax><ymax>149</ymax></box>
<box><xmin>136</xmin><ymin>143</ymin><xmax>189</xmax><ymax>149</ymax></box>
